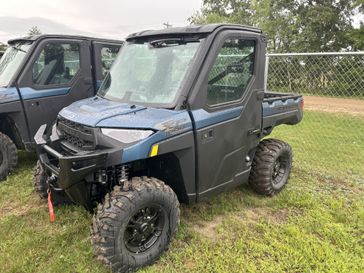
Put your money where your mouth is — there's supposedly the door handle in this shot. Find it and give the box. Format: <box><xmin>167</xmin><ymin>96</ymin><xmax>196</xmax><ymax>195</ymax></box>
<box><xmin>201</xmin><ymin>129</ymin><xmax>214</xmax><ymax>143</ymax></box>
<box><xmin>248</xmin><ymin>128</ymin><xmax>261</xmax><ymax>135</ymax></box>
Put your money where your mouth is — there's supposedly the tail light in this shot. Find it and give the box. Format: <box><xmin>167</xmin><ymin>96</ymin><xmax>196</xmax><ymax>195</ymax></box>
<box><xmin>299</xmin><ymin>99</ymin><xmax>304</xmax><ymax>109</ymax></box>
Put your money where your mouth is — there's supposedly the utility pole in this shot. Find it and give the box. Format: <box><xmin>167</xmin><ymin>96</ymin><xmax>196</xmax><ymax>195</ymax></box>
<box><xmin>163</xmin><ymin>22</ymin><xmax>172</xmax><ymax>28</ymax></box>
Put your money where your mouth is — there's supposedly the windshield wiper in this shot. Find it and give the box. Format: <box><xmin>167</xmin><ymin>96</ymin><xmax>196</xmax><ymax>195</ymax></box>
<box><xmin>149</xmin><ymin>38</ymin><xmax>200</xmax><ymax>48</ymax></box>
<box><xmin>150</xmin><ymin>38</ymin><xmax>184</xmax><ymax>48</ymax></box>
<box><xmin>11</xmin><ymin>46</ymin><xmax>27</xmax><ymax>53</ymax></box>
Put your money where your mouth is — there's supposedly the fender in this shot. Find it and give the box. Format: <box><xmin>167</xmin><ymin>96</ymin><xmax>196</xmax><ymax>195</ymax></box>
<box><xmin>0</xmin><ymin>87</ymin><xmax>20</xmax><ymax>104</ymax></box>
<box><xmin>0</xmin><ymin>112</ymin><xmax>25</xmax><ymax>149</ymax></box>
<box><xmin>145</xmin><ymin>131</ymin><xmax>196</xmax><ymax>203</ymax></box>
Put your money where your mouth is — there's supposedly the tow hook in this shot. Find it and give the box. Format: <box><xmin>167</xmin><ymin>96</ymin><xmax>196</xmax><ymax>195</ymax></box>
<box><xmin>46</xmin><ymin>175</ymin><xmax>57</xmax><ymax>223</ymax></box>
<box><xmin>47</xmin><ymin>189</ymin><xmax>55</xmax><ymax>223</ymax></box>
<box><xmin>46</xmin><ymin>174</ymin><xmax>58</xmax><ymax>188</ymax></box>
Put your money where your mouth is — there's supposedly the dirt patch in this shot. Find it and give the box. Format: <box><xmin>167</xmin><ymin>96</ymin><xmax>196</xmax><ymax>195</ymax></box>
<box><xmin>0</xmin><ymin>198</ymin><xmax>45</xmax><ymax>218</ymax></box>
<box><xmin>192</xmin><ymin>215</ymin><xmax>224</xmax><ymax>241</ymax></box>
<box><xmin>184</xmin><ymin>259</ymin><xmax>197</xmax><ymax>270</ymax></box>
<box><xmin>315</xmin><ymin>173</ymin><xmax>364</xmax><ymax>195</ymax></box>
<box><xmin>304</xmin><ymin>96</ymin><xmax>364</xmax><ymax>116</ymax></box>
<box><xmin>238</xmin><ymin>208</ymin><xmax>292</xmax><ymax>225</ymax></box>
<box><xmin>191</xmin><ymin>208</ymin><xmax>298</xmax><ymax>240</ymax></box>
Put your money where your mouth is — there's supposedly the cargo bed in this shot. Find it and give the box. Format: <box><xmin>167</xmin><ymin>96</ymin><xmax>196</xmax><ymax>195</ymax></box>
<box><xmin>262</xmin><ymin>91</ymin><xmax>304</xmax><ymax>135</ymax></box>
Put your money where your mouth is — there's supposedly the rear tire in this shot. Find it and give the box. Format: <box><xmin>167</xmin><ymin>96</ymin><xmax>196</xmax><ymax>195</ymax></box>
<box><xmin>33</xmin><ymin>160</ymin><xmax>73</xmax><ymax>205</ymax></box>
<box><xmin>91</xmin><ymin>177</ymin><xmax>180</xmax><ymax>273</ymax></box>
<box><xmin>249</xmin><ymin>138</ymin><xmax>293</xmax><ymax>196</ymax></box>
<box><xmin>0</xmin><ymin>132</ymin><xmax>18</xmax><ymax>181</ymax></box>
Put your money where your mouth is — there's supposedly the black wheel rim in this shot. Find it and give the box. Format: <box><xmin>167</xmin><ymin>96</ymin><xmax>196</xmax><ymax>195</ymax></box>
<box><xmin>124</xmin><ymin>205</ymin><xmax>165</xmax><ymax>254</ymax></box>
<box><xmin>272</xmin><ymin>155</ymin><xmax>289</xmax><ymax>186</ymax></box>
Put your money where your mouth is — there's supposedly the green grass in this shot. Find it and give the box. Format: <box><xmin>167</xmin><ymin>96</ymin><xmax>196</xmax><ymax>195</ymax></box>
<box><xmin>271</xmin><ymin>110</ymin><xmax>364</xmax><ymax>182</ymax></box>
<box><xmin>0</xmin><ymin>110</ymin><xmax>363</xmax><ymax>273</ymax></box>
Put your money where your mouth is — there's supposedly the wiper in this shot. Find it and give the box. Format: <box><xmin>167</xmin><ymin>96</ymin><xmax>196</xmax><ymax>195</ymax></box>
<box><xmin>149</xmin><ymin>38</ymin><xmax>200</xmax><ymax>48</ymax></box>
<box><xmin>11</xmin><ymin>46</ymin><xmax>27</xmax><ymax>53</ymax></box>
<box><xmin>150</xmin><ymin>38</ymin><xmax>185</xmax><ymax>48</ymax></box>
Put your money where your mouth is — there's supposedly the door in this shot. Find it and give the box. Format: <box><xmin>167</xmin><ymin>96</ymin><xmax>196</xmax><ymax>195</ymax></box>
<box><xmin>192</xmin><ymin>36</ymin><xmax>263</xmax><ymax>200</ymax></box>
<box><xmin>92</xmin><ymin>42</ymin><xmax>121</xmax><ymax>89</ymax></box>
<box><xmin>17</xmin><ymin>39</ymin><xmax>93</xmax><ymax>141</ymax></box>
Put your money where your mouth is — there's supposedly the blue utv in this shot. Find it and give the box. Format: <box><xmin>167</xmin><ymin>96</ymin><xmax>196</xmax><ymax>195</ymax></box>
<box><xmin>35</xmin><ymin>24</ymin><xmax>303</xmax><ymax>273</ymax></box>
<box><xmin>0</xmin><ymin>35</ymin><xmax>122</xmax><ymax>180</ymax></box>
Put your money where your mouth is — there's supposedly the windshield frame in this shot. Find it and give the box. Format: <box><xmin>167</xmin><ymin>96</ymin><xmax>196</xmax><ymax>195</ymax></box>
<box><xmin>0</xmin><ymin>41</ymin><xmax>33</xmax><ymax>88</ymax></box>
<box><xmin>98</xmin><ymin>35</ymin><xmax>208</xmax><ymax>109</ymax></box>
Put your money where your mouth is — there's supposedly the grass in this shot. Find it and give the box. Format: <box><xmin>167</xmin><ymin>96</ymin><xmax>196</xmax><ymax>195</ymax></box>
<box><xmin>271</xmin><ymin>110</ymin><xmax>364</xmax><ymax>182</ymax></box>
<box><xmin>0</xmin><ymin>110</ymin><xmax>363</xmax><ymax>273</ymax></box>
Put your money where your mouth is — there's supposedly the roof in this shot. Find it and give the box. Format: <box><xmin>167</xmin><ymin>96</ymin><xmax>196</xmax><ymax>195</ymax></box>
<box><xmin>8</xmin><ymin>34</ymin><xmax>123</xmax><ymax>45</ymax></box>
<box><xmin>126</xmin><ymin>24</ymin><xmax>262</xmax><ymax>40</ymax></box>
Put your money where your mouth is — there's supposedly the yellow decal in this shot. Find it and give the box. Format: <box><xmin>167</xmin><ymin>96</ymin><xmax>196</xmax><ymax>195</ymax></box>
<box><xmin>150</xmin><ymin>144</ymin><xmax>159</xmax><ymax>157</ymax></box>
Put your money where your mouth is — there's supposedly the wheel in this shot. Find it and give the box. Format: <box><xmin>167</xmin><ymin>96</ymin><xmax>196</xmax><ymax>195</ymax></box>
<box><xmin>33</xmin><ymin>161</ymin><xmax>48</xmax><ymax>199</ymax></box>
<box><xmin>249</xmin><ymin>138</ymin><xmax>293</xmax><ymax>196</ymax></box>
<box><xmin>33</xmin><ymin>160</ymin><xmax>73</xmax><ymax>205</ymax></box>
<box><xmin>91</xmin><ymin>177</ymin><xmax>180</xmax><ymax>273</ymax></box>
<box><xmin>0</xmin><ymin>132</ymin><xmax>18</xmax><ymax>181</ymax></box>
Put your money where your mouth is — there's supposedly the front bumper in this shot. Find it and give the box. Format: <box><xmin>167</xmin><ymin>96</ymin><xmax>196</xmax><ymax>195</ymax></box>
<box><xmin>35</xmin><ymin>124</ymin><xmax>122</xmax><ymax>208</ymax></box>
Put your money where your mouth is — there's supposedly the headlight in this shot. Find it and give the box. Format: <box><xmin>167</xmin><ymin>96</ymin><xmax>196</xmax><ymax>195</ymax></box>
<box><xmin>101</xmin><ymin>128</ymin><xmax>154</xmax><ymax>143</ymax></box>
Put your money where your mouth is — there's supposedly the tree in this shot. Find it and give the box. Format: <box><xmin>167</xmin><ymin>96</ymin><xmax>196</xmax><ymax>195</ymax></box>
<box><xmin>348</xmin><ymin>23</ymin><xmax>364</xmax><ymax>50</ymax></box>
<box><xmin>189</xmin><ymin>0</ymin><xmax>358</xmax><ymax>53</ymax></box>
<box><xmin>0</xmin><ymin>42</ymin><xmax>7</xmax><ymax>51</ymax></box>
<box><xmin>250</xmin><ymin>0</ymin><xmax>298</xmax><ymax>52</ymax></box>
<box><xmin>355</xmin><ymin>0</ymin><xmax>364</xmax><ymax>9</ymax></box>
<box><xmin>350</xmin><ymin>0</ymin><xmax>364</xmax><ymax>50</ymax></box>
<box><xmin>188</xmin><ymin>0</ymin><xmax>253</xmax><ymax>26</ymax></box>
<box><xmin>189</xmin><ymin>0</ymin><xmax>298</xmax><ymax>52</ymax></box>
<box><xmin>292</xmin><ymin>0</ymin><xmax>355</xmax><ymax>52</ymax></box>
<box><xmin>0</xmin><ymin>42</ymin><xmax>7</xmax><ymax>58</ymax></box>
<box><xmin>28</xmin><ymin>26</ymin><xmax>42</xmax><ymax>36</ymax></box>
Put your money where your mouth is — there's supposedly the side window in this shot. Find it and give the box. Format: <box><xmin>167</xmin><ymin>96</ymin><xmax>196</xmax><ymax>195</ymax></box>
<box><xmin>207</xmin><ymin>39</ymin><xmax>255</xmax><ymax>106</ymax></box>
<box><xmin>32</xmin><ymin>43</ymin><xmax>80</xmax><ymax>86</ymax></box>
<box><xmin>101</xmin><ymin>46</ymin><xmax>120</xmax><ymax>77</ymax></box>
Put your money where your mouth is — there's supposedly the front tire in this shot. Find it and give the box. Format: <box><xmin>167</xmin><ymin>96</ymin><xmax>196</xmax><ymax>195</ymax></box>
<box><xmin>33</xmin><ymin>160</ymin><xmax>73</xmax><ymax>205</ymax></box>
<box><xmin>249</xmin><ymin>138</ymin><xmax>293</xmax><ymax>196</ymax></box>
<box><xmin>91</xmin><ymin>177</ymin><xmax>180</xmax><ymax>273</ymax></box>
<box><xmin>0</xmin><ymin>132</ymin><xmax>18</xmax><ymax>181</ymax></box>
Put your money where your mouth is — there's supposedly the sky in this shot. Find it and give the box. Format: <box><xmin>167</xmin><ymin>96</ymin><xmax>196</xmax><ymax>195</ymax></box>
<box><xmin>1</xmin><ymin>1</ymin><xmax>362</xmax><ymax>44</ymax></box>
<box><xmin>0</xmin><ymin>0</ymin><xmax>203</xmax><ymax>43</ymax></box>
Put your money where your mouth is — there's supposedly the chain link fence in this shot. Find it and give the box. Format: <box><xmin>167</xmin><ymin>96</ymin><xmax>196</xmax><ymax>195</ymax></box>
<box><xmin>266</xmin><ymin>52</ymin><xmax>364</xmax><ymax>184</ymax></box>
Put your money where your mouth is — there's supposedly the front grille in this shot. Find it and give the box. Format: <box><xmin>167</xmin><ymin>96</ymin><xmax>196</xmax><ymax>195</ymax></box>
<box><xmin>57</xmin><ymin>117</ymin><xmax>95</xmax><ymax>151</ymax></box>
<box><xmin>62</xmin><ymin>131</ymin><xmax>93</xmax><ymax>149</ymax></box>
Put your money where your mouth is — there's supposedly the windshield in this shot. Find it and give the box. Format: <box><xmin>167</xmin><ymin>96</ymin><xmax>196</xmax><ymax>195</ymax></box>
<box><xmin>0</xmin><ymin>42</ymin><xmax>32</xmax><ymax>87</ymax></box>
<box><xmin>98</xmin><ymin>38</ymin><xmax>202</xmax><ymax>106</ymax></box>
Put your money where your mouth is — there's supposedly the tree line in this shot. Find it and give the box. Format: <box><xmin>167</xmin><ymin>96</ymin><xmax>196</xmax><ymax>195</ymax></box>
<box><xmin>189</xmin><ymin>0</ymin><xmax>364</xmax><ymax>53</ymax></box>
<box><xmin>189</xmin><ymin>0</ymin><xmax>364</xmax><ymax>98</ymax></box>
<box><xmin>0</xmin><ymin>26</ymin><xmax>42</xmax><ymax>55</ymax></box>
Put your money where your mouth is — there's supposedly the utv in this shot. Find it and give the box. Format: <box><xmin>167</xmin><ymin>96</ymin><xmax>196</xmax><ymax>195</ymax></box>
<box><xmin>0</xmin><ymin>35</ymin><xmax>122</xmax><ymax>180</ymax></box>
<box><xmin>35</xmin><ymin>24</ymin><xmax>303</xmax><ymax>272</ymax></box>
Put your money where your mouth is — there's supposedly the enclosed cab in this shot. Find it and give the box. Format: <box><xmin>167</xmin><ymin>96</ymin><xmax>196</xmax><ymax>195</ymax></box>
<box><xmin>0</xmin><ymin>35</ymin><xmax>123</xmax><ymax>180</ymax></box>
<box><xmin>35</xmin><ymin>24</ymin><xmax>303</xmax><ymax>273</ymax></box>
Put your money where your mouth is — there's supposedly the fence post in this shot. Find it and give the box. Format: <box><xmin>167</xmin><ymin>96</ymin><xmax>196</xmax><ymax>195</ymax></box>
<box><xmin>264</xmin><ymin>54</ymin><xmax>270</xmax><ymax>92</ymax></box>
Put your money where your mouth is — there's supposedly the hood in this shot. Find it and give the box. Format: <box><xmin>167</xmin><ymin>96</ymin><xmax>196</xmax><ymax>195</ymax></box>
<box><xmin>59</xmin><ymin>96</ymin><xmax>192</xmax><ymax>132</ymax></box>
<box><xmin>0</xmin><ymin>87</ymin><xmax>20</xmax><ymax>104</ymax></box>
